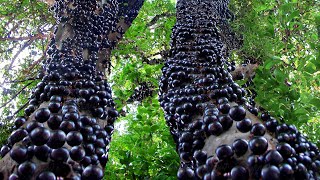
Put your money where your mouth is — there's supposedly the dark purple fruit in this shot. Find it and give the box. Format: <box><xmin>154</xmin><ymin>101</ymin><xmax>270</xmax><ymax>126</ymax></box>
<box><xmin>208</xmin><ymin>122</ymin><xmax>223</xmax><ymax>136</ymax></box>
<box><xmin>279</xmin><ymin>164</ymin><xmax>294</xmax><ymax>180</ymax></box>
<box><xmin>236</xmin><ymin>118</ymin><xmax>252</xmax><ymax>133</ymax></box>
<box><xmin>216</xmin><ymin>145</ymin><xmax>234</xmax><ymax>160</ymax></box>
<box><xmin>9</xmin><ymin>173</ymin><xmax>19</xmax><ymax>180</ymax></box>
<box><xmin>261</xmin><ymin>165</ymin><xmax>280</xmax><ymax>180</ymax></box>
<box><xmin>37</xmin><ymin>171</ymin><xmax>56</xmax><ymax>180</ymax></box>
<box><xmin>218</xmin><ymin>115</ymin><xmax>233</xmax><ymax>130</ymax></box>
<box><xmin>264</xmin><ymin>150</ymin><xmax>283</xmax><ymax>165</ymax></box>
<box><xmin>48</xmin><ymin>102</ymin><xmax>61</xmax><ymax>113</ymax></box>
<box><xmin>70</xmin><ymin>146</ymin><xmax>85</xmax><ymax>161</ymax></box>
<box><xmin>218</xmin><ymin>103</ymin><xmax>231</xmax><ymax>114</ymax></box>
<box><xmin>47</xmin><ymin>114</ymin><xmax>63</xmax><ymax>130</ymax></box>
<box><xmin>196</xmin><ymin>165</ymin><xmax>207</xmax><ymax>178</ymax></box>
<box><xmin>47</xmin><ymin>130</ymin><xmax>66</xmax><ymax>149</ymax></box>
<box><xmin>193</xmin><ymin>150</ymin><xmax>207</xmax><ymax>164</ymax></box>
<box><xmin>50</xmin><ymin>147</ymin><xmax>69</xmax><ymax>162</ymax></box>
<box><xmin>1</xmin><ymin>145</ymin><xmax>10</xmax><ymax>157</ymax></box>
<box><xmin>10</xmin><ymin>145</ymin><xmax>28</xmax><ymax>163</ymax></box>
<box><xmin>59</xmin><ymin>120</ymin><xmax>76</xmax><ymax>133</ymax></box>
<box><xmin>232</xmin><ymin>139</ymin><xmax>248</xmax><ymax>157</ymax></box>
<box><xmin>26</xmin><ymin>120</ymin><xmax>44</xmax><ymax>133</ymax></box>
<box><xmin>30</xmin><ymin>127</ymin><xmax>51</xmax><ymax>146</ymax></box>
<box><xmin>249</xmin><ymin>136</ymin><xmax>268</xmax><ymax>155</ymax></box>
<box><xmin>250</xmin><ymin>123</ymin><xmax>266</xmax><ymax>136</ymax></box>
<box><xmin>265</xmin><ymin>118</ymin><xmax>278</xmax><ymax>132</ymax></box>
<box><xmin>34</xmin><ymin>145</ymin><xmax>51</xmax><ymax>161</ymax></box>
<box><xmin>295</xmin><ymin>163</ymin><xmax>308</xmax><ymax>179</ymax></box>
<box><xmin>206</xmin><ymin>156</ymin><xmax>218</xmax><ymax>171</ymax></box>
<box><xmin>14</xmin><ymin>117</ymin><xmax>26</xmax><ymax>128</ymax></box>
<box><xmin>82</xmin><ymin>165</ymin><xmax>104</xmax><ymax>180</ymax></box>
<box><xmin>66</xmin><ymin>131</ymin><xmax>83</xmax><ymax>146</ymax></box>
<box><xmin>9</xmin><ymin>128</ymin><xmax>28</xmax><ymax>145</ymax></box>
<box><xmin>276</xmin><ymin>143</ymin><xmax>293</xmax><ymax>159</ymax></box>
<box><xmin>231</xmin><ymin>166</ymin><xmax>249</xmax><ymax>180</ymax></box>
<box><xmin>229</xmin><ymin>106</ymin><xmax>246</xmax><ymax>121</ymax></box>
<box><xmin>17</xmin><ymin>161</ymin><xmax>36</xmax><ymax>177</ymax></box>
<box><xmin>177</xmin><ymin>167</ymin><xmax>195</xmax><ymax>180</ymax></box>
<box><xmin>35</xmin><ymin>108</ymin><xmax>51</xmax><ymax>123</ymax></box>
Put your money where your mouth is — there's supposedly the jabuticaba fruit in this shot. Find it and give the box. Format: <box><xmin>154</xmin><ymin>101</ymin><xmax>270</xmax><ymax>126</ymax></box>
<box><xmin>0</xmin><ymin>0</ymin><xmax>144</xmax><ymax>179</ymax></box>
<box><xmin>159</xmin><ymin>0</ymin><xmax>320</xmax><ymax>179</ymax></box>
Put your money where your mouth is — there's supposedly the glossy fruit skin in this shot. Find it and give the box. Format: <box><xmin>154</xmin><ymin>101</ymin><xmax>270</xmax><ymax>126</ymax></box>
<box><xmin>231</xmin><ymin>166</ymin><xmax>249</xmax><ymax>180</ymax></box>
<box><xmin>10</xmin><ymin>145</ymin><xmax>28</xmax><ymax>163</ymax></box>
<box><xmin>34</xmin><ymin>145</ymin><xmax>51</xmax><ymax>161</ymax></box>
<box><xmin>236</xmin><ymin>118</ymin><xmax>252</xmax><ymax>133</ymax></box>
<box><xmin>66</xmin><ymin>131</ymin><xmax>83</xmax><ymax>146</ymax></box>
<box><xmin>249</xmin><ymin>136</ymin><xmax>268</xmax><ymax>155</ymax></box>
<box><xmin>279</xmin><ymin>164</ymin><xmax>294</xmax><ymax>180</ymax></box>
<box><xmin>250</xmin><ymin>123</ymin><xmax>266</xmax><ymax>136</ymax></box>
<box><xmin>177</xmin><ymin>167</ymin><xmax>195</xmax><ymax>180</ymax></box>
<box><xmin>34</xmin><ymin>108</ymin><xmax>51</xmax><ymax>123</ymax></box>
<box><xmin>232</xmin><ymin>139</ymin><xmax>248</xmax><ymax>157</ymax></box>
<box><xmin>264</xmin><ymin>150</ymin><xmax>283</xmax><ymax>165</ymax></box>
<box><xmin>70</xmin><ymin>146</ymin><xmax>85</xmax><ymax>162</ymax></box>
<box><xmin>216</xmin><ymin>145</ymin><xmax>234</xmax><ymax>160</ymax></box>
<box><xmin>276</xmin><ymin>143</ymin><xmax>293</xmax><ymax>159</ymax></box>
<box><xmin>37</xmin><ymin>171</ymin><xmax>57</xmax><ymax>180</ymax></box>
<box><xmin>50</xmin><ymin>147</ymin><xmax>69</xmax><ymax>162</ymax></box>
<box><xmin>261</xmin><ymin>165</ymin><xmax>280</xmax><ymax>180</ymax></box>
<box><xmin>30</xmin><ymin>127</ymin><xmax>51</xmax><ymax>146</ymax></box>
<box><xmin>229</xmin><ymin>106</ymin><xmax>246</xmax><ymax>121</ymax></box>
<box><xmin>1</xmin><ymin>145</ymin><xmax>10</xmax><ymax>157</ymax></box>
<box><xmin>82</xmin><ymin>165</ymin><xmax>104</xmax><ymax>180</ymax></box>
<box><xmin>47</xmin><ymin>130</ymin><xmax>66</xmax><ymax>149</ymax></box>
<box><xmin>17</xmin><ymin>161</ymin><xmax>36</xmax><ymax>177</ymax></box>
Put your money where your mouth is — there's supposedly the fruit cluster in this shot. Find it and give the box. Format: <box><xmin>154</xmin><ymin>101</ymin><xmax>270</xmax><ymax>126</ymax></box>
<box><xmin>0</xmin><ymin>0</ymin><xmax>143</xmax><ymax>179</ymax></box>
<box><xmin>159</xmin><ymin>0</ymin><xmax>320</xmax><ymax>179</ymax></box>
<box><xmin>127</xmin><ymin>82</ymin><xmax>154</xmax><ymax>103</ymax></box>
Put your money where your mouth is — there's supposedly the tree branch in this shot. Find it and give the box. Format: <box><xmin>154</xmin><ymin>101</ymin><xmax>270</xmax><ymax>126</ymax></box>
<box><xmin>0</xmin><ymin>33</ymin><xmax>49</xmax><ymax>42</ymax></box>
<box><xmin>146</xmin><ymin>12</ymin><xmax>175</xmax><ymax>27</ymax></box>
<box><xmin>0</xmin><ymin>81</ymin><xmax>34</xmax><ymax>109</ymax></box>
<box><xmin>3</xmin><ymin>78</ymin><xmax>39</xmax><ymax>84</ymax></box>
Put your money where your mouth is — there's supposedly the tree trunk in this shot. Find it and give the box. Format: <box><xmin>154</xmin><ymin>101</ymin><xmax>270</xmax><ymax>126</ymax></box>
<box><xmin>0</xmin><ymin>0</ymin><xmax>143</xmax><ymax>179</ymax></box>
<box><xmin>159</xmin><ymin>0</ymin><xmax>320</xmax><ymax>179</ymax></box>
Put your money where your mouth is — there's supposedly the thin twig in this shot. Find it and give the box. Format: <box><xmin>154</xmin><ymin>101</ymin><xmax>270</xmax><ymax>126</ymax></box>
<box><xmin>11</xmin><ymin>99</ymin><xmax>30</xmax><ymax>117</ymax></box>
<box><xmin>6</xmin><ymin>39</ymin><xmax>34</xmax><ymax>73</ymax></box>
<box><xmin>0</xmin><ymin>81</ymin><xmax>34</xmax><ymax>109</ymax></box>
<box><xmin>3</xmin><ymin>78</ymin><xmax>39</xmax><ymax>84</ymax></box>
<box><xmin>0</xmin><ymin>33</ymin><xmax>49</xmax><ymax>41</ymax></box>
<box><xmin>146</xmin><ymin>12</ymin><xmax>175</xmax><ymax>27</ymax></box>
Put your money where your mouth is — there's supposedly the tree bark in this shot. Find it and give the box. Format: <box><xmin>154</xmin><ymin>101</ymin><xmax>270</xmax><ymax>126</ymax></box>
<box><xmin>159</xmin><ymin>0</ymin><xmax>320</xmax><ymax>179</ymax></box>
<box><xmin>0</xmin><ymin>0</ymin><xmax>143</xmax><ymax>179</ymax></box>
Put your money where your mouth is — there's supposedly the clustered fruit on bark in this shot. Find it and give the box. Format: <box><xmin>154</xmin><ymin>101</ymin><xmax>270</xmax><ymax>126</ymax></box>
<box><xmin>159</xmin><ymin>0</ymin><xmax>320</xmax><ymax>179</ymax></box>
<box><xmin>127</xmin><ymin>82</ymin><xmax>154</xmax><ymax>103</ymax></box>
<box><xmin>0</xmin><ymin>0</ymin><xmax>143</xmax><ymax>179</ymax></box>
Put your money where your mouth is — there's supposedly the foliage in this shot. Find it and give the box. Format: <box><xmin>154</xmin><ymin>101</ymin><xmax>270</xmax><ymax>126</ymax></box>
<box><xmin>230</xmin><ymin>0</ymin><xmax>320</xmax><ymax>145</ymax></box>
<box><xmin>106</xmin><ymin>0</ymin><xmax>179</xmax><ymax>178</ymax></box>
<box><xmin>104</xmin><ymin>96</ymin><xmax>179</xmax><ymax>179</ymax></box>
<box><xmin>0</xmin><ymin>0</ymin><xmax>54</xmax><ymax>121</ymax></box>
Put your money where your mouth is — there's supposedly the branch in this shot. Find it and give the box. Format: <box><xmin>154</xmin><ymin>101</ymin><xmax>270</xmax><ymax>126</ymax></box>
<box><xmin>146</xmin><ymin>12</ymin><xmax>175</xmax><ymax>27</ymax></box>
<box><xmin>0</xmin><ymin>81</ymin><xmax>34</xmax><ymax>109</ymax></box>
<box><xmin>5</xmin><ymin>39</ymin><xmax>34</xmax><ymax>73</ymax></box>
<box><xmin>11</xmin><ymin>99</ymin><xmax>30</xmax><ymax>117</ymax></box>
<box><xmin>3</xmin><ymin>77</ymin><xmax>39</xmax><ymax>84</ymax></box>
<box><xmin>0</xmin><ymin>33</ymin><xmax>49</xmax><ymax>41</ymax></box>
